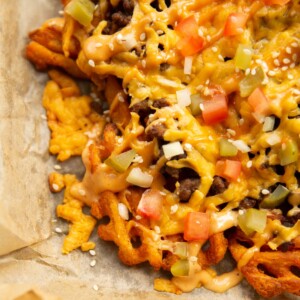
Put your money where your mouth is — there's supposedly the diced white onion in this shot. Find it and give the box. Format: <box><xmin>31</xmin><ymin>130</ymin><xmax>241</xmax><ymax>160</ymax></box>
<box><xmin>231</xmin><ymin>140</ymin><xmax>251</xmax><ymax>153</ymax></box>
<box><xmin>176</xmin><ymin>89</ymin><xmax>191</xmax><ymax>107</ymax></box>
<box><xmin>118</xmin><ymin>203</ymin><xmax>129</xmax><ymax>220</ymax></box>
<box><xmin>266</xmin><ymin>133</ymin><xmax>281</xmax><ymax>146</ymax></box>
<box><xmin>157</xmin><ymin>77</ymin><xmax>179</xmax><ymax>87</ymax></box>
<box><xmin>184</xmin><ymin>56</ymin><xmax>193</xmax><ymax>75</ymax></box>
<box><xmin>126</xmin><ymin>167</ymin><xmax>153</xmax><ymax>188</ymax></box>
<box><xmin>263</xmin><ymin>116</ymin><xmax>275</xmax><ymax>132</ymax></box>
<box><xmin>162</xmin><ymin>141</ymin><xmax>184</xmax><ymax>160</ymax></box>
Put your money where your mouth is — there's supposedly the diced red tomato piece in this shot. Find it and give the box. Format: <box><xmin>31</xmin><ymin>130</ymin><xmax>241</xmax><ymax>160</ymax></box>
<box><xmin>176</xmin><ymin>35</ymin><xmax>204</xmax><ymax>56</ymax></box>
<box><xmin>215</xmin><ymin>159</ymin><xmax>242</xmax><ymax>181</ymax></box>
<box><xmin>202</xmin><ymin>94</ymin><xmax>228</xmax><ymax>125</ymax></box>
<box><xmin>137</xmin><ymin>189</ymin><xmax>163</xmax><ymax>220</ymax></box>
<box><xmin>175</xmin><ymin>15</ymin><xmax>199</xmax><ymax>38</ymax></box>
<box><xmin>264</xmin><ymin>0</ymin><xmax>290</xmax><ymax>5</ymax></box>
<box><xmin>184</xmin><ymin>212</ymin><xmax>210</xmax><ymax>242</ymax></box>
<box><xmin>248</xmin><ymin>87</ymin><xmax>270</xmax><ymax>115</ymax></box>
<box><xmin>224</xmin><ymin>13</ymin><xmax>248</xmax><ymax>36</ymax></box>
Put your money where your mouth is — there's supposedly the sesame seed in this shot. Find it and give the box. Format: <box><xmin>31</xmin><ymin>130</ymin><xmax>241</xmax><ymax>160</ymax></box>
<box><xmin>189</xmin><ymin>256</ymin><xmax>198</xmax><ymax>262</ymax></box>
<box><xmin>160</xmin><ymin>191</ymin><xmax>167</xmax><ymax>195</ymax></box>
<box><xmin>140</xmin><ymin>33</ymin><xmax>146</xmax><ymax>41</ymax></box>
<box><xmin>208</xmin><ymin>135</ymin><xmax>213</xmax><ymax>140</ymax></box>
<box><xmin>274</xmin><ymin>59</ymin><xmax>280</xmax><ymax>66</ymax></box>
<box><xmin>170</xmin><ymin>204</ymin><xmax>179</xmax><ymax>214</ymax></box>
<box><xmin>52</xmin><ymin>219</ymin><xmax>57</xmax><ymax>223</ymax></box>
<box><xmin>136</xmin><ymin>215</ymin><xmax>142</xmax><ymax>220</ymax></box>
<box><xmin>78</xmin><ymin>189</ymin><xmax>86</xmax><ymax>196</ymax></box>
<box><xmin>95</xmin><ymin>42</ymin><xmax>102</xmax><ymax>47</ymax></box>
<box><xmin>286</xmin><ymin>47</ymin><xmax>292</xmax><ymax>54</ymax></box>
<box><xmin>218</xmin><ymin>54</ymin><xmax>224</xmax><ymax>61</ymax></box>
<box><xmin>88</xmin><ymin>59</ymin><xmax>95</xmax><ymax>67</ymax></box>
<box><xmin>245</xmin><ymin>68</ymin><xmax>250</xmax><ymax>76</ymax></box>
<box><xmin>262</xmin><ymin>77</ymin><xmax>269</xmax><ymax>85</ymax></box>
<box><xmin>212</xmin><ymin>46</ymin><xmax>218</xmax><ymax>53</ymax></box>
<box><xmin>58</xmin><ymin>10</ymin><xmax>64</xmax><ymax>15</ymax></box>
<box><xmin>93</xmin><ymin>284</ymin><xmax>99</xmax><ymax>291</ymax></box>
<box><xmin>90</xmin><ymin>260</ymin><xmax>97</xmax><ymax>267</ymax></box>
<box><xmin>251</xmin><ymin>69</ymin><xmax>256</xmax><ymax>75</ymax></box>
<box><xmin>227</xmin><ymin>129</ymin><xmax>236</xmax><ymax>136</ymax></box>
<box><xmin>199</xmin><ymin>103</ymin><xmax>204</xmax><ymax>111</ymax></box>
<box><xmin>283</xmin><ymin>58</ymin><xmax>291</xmax><ymax>65</ymax></box>
<box><xmin>239</xmin><ymin>118</ymin><xmax>244</xmax><ymax>125</ymax></box>
<box><xmin>184</xmin><ymin>143</ymin><xmax>193</xmax><ymax>151</ymax></box>
<box><xmin>246</xmin><ymin>161</ymin><xmax>252</xmax><ymax>168</ymax></box>
<box><xmin>141</xmin><ymin>60</ymin><xmax>146</xmax><ymax>68</ymax></box>
<box><xmin>281</xmin><ymin>66</ymin><xmax>288</xmax><ymax>71</ymax></box>
<box><xmin>288</xmin><ymin>74</ymin><xmax>294</xmax><ymax>80</ymax></box>
<box><xmin>55</xmin><ymin>227</ymin><xmax>62</xmax><ymax>233</ymax></box>
<box><xmin>271</xmin><ymin>51</ymin><xmax>279</xmax><ymax>58</ymax></box>
<box><xmin>205</xmin><ymin>79</ymin><xmax>210</xmax><ymax>85</ymax></box>
<box><xmin>291</xmin><ymin>42</ymin><xmax>298</xmax><ymax>48</ymax></box>
<box><xmin>108</xmin><ymin>43</ymin><xmax>114</xmax><ymax>50</ymax></box>
<box><xmin>290</xmin><ymin>63</ymin><xmax>296</xmax><ymax>68</ymax></box>
<box><xmin>54</xmin><ymin>164</ymin><xmax>61</xmax><ymax>170</ymax></box>
<box><xmin>40</xmin><ymin>114</ymin><xmax>47</xmax><ymax>120</ymax></box>
<box><xmin>89</xmin><ymin>250</ymin><xmax>96</xmax><ymax>256</ymax></box>
<box><xmin>268</xmin><ymin>70</ymin><xmax>276</xmax><ymax>77</ymax></box>
<box><xmin>157</xmin><ymin>30</ymin><xmax>164</xmax><ymax>35</ymax></box>
<box><xmin>52</xmin><ymin>184</ymin><xmax>59</xmax><ymax>191</ymax></box>
<box><xmin>261</xmin><ymin>189</ymin><xmax>270</xmax><ymax>195</ymax></box>
<box><xmin>198</xmin><ymin>28</ymin><xmax>204</xmax><ymax>37</ymax></box>
<box><xmin>117</xmin><ymin>137</ymin><xmax>124</xmax><ymax>144</ymax></box>
<box><xmin>206</xmin><ymin>35</ymin><xmax>211</xmax><ymax>42</ymax></box>
<box><xmin>154</xmin><ymin>226</ymin><xmax>161</xmax><ymax>234</ymax></box>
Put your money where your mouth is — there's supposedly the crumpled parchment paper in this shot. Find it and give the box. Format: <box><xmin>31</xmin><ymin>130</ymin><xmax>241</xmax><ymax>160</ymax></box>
<box><xmin>0</xmin><ymin>0</ymin><xmax>299</xmax><ymax>299</ymax></box>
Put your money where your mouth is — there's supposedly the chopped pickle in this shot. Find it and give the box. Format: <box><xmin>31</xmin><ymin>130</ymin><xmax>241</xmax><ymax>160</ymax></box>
<box><xmin>171</xmin><ymin>259</ymin><xmax>189</xmax><ymax>277</ymax></box>
<box><xmin>65</xmin><ymin>0</ymin><xmax>95</xmax><ymax>27</ymax></box>
<box><xmin>239</xmin><ymin>66</ymin><xmax>264</xmax><ymax>97</ymax></box>
<box><xmin>173</xmin><ymin>242</ymin><xmax>188</xmax><ymax>258</ymax></box>
<box><xmin>189</xmin><ymin>94</ymin><xmax>203</xmax><ymax>116</ymax></box>
<box><xmin>219</xmin><ymin>138</ymin><xmax>238</xmax><ymax>157</ymax></box>
<box><xmin>238</xmin><ymin>208</ymin><xmax>267</xmax><ymax>236</ymax></box>
<box><xmin>279</xmin><ymin>139</ymin><xmax>298</xmax><ymax>166</ymax></box>
<box><xmin>234</xmin><ymin>44</ymin><xmax>253</xmax><ymax>70</ymax></box>
<box><xmin>263</xmin><ymin>116</ymin><xmax>275</xmax><ymax>132</ymax></box>
<box><xmin>105</xmin><ymin>149</ymin><xmax>136</xmax><ymax>173</ymax></box>
<box><xmin>260</xmin><ymin>184</ymin><xmax>290</xmax><ymax>208</ymax></box>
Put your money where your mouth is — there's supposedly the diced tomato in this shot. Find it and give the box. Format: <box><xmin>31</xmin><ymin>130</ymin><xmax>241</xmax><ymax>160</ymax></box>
<box><xmin>202</xmin><ymin>94</ymin><xmax>228</xmax><ymax>125</ymax></box>
<box><xmin>176</xmin><ymin>35</ymin><xmax>205</xmax><ymax>57</ymax></box>
<box><xmin>215</xmin><ymin>159</ymin><xmax>242</xmax><ymax>181</ymax></box>
<box><xmin>175</xmin><ymin>15</ymin><xmax>199</xmax><ymax>38</ymax></box>
<box><xmin>224</xmin><ymin>13</ymin><xmax>248</xmax><ymax>37</ymax></box>
<box><xmin>175</xmin><ymin>15</ymin><xmax>204</xmax><ymax>56</ymax></box>
<box><xmin>184</xmin><ymin>212</ymin><xmax>210</xmax><ymax>242</ymax></box>
<box><xmin>264</xmin><ymin>0</ymin><xmax>290</xmax><ymax>5</ymax></box>
<box><xmin>137</xmin><ymin>189</ymin><xmax>163</xmax><ymax>220</ymax></box>
<box><xmin>248</xmin><ymin>87</ymin><xmax>270</xmax><ymax>115</ymax></box>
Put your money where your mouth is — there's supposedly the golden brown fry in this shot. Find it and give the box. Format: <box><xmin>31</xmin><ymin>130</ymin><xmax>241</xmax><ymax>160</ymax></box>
<box><xmin>55</xmin><ymin>174</ymin><xmax>97</xmax><ymax>254</ymax></box>
<box><xmin>242</xmin><ymin>251</ymin><xmax>300</xmax><ymax>298</ymax></box>
<box><xmin>197</xmin><ymin>233</ymin><xmax>228</xmax><ymax>268</ymax></box>
<box><xmin>91</xmin><ymin>191</ymin><xmax>162</xmax><ymax>269</ymax></box>
<box><xmin>48</xmin><ymin>69</ymin><xmax>80</xmax><ymax>97</ymax></box>
<box><xmin>62</xmin><ymin>15</ymin><xmax>76</xmax><ymax>58</ymax></box>
<box><xmin>154</xmin><ymin>278</ymin><xmax>182</xmax><ymax>295</ymax></box>
<box><xmin>26</xmin><ymin>41</ymin><xmax>86</xmax><ymax>78</ymax></box>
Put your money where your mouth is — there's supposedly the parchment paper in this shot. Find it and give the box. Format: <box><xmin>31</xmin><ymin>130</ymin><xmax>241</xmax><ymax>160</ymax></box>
<box><xmin>0</xmin><ymin>1</ymin><xmax>299</xmax><ymax>299</ymax></box>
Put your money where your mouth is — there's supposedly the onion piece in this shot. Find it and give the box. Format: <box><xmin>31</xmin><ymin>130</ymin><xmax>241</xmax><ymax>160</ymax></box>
<box><xmin>184</xmin><ymin>56</ymin><xmax>193</xmax><ymax>75</ymax></box>
<box><xmin>126</xmin><ymin>167</ymin><xmax>153</xmax><ymax>188</ymax></box>
<box><xmin>176</xmin><ymin>88</ymin><xmax>191</xmax><ymax>107</ymax></box>
<box><xmin>162</xmin><ymin>141</ymin><xmax>184</xmax><ymax>160</ymax></box>
<box><xmin>263</xmin><ymin>116</ymin><xmax>275</xmax><ymax>132</ymax></box>
<box><xmin>230</xmin><ymin>140</ymin><xmax>251</xmax><ymax>153</ymax></box>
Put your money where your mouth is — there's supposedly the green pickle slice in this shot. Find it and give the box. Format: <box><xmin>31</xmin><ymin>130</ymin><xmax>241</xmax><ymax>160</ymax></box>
<box><xmin>65</xmin><ymin>0</ymin><xmax>95</xmax><ymax>27</ymax></box>
<box><xmin>238</xmin><ymin>208</ymin><xmax>267</xmax><ymax>236</ymax></box>
<box><xmin>105</xmin><ymin>149</ymin><xmax>136</xmax><ymax>173</ymax></box>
